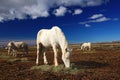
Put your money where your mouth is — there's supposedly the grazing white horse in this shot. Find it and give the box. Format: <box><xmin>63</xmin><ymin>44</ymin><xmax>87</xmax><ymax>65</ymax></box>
<box><xmin>36</xmin><ymin>26</ymin><xmax>72</xmax><ymax>68</ymax></box>
<box><xmin>81</xmin><ymin>42</ymin><xmax>91</xmax><ymax>51</ymax></box>
<box><xmin>6</xmin><ymin>41</ymin><xmax>28</xmax><ymax>56</ymax></box>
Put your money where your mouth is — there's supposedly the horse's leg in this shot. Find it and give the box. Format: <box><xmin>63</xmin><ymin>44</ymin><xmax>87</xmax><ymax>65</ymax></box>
<box><xmin>8</xmin><ymin>48</ymin><xmax>14</xmax><ymax>56</ymax></box>
<box><xmin>36</xmin><ymin>43</ymin><xmax>41</xmax><ymax>65</ymax></box>
<box><xmin>83</xmin><ymin>46</ymin><xmax>84</xmax><ymax>50</ymax></box>
<box><xmin>22</xmin><ymin>48</ymin><xmax>25</xmax><ymax>56</ymax></box>
<box><xmin>89</xmin><ymin>46</ymin><xmax>91</xmax><ymax>51</ymax></box>
<box><xmin>23</xmin><ymin>47</ymin><xmax>28</xmax><ymax>56</ymax></box>
<box><xmin>62</xmin><ymin>52</ymin><xmax>66</xmax><ymax>67</ymax></box>
<box><xmin>81</xmin><ymin>46</ymin><xmax>83</xmax><ymax>50</ymax></box>
<box><xmin>26</xmin><ymin>46</ymin><xmax>28</xmax><ymax>55</ymax></box>
<box><xmin>12</xmin><ymin>49</ymin><xmax>17</xmax><ymax>57</ymax></box>
<box><xmin>8</xmin><ymin>47</ymin><xmax>11</xmax><ymax>55</ymax></box>
<box><xmin>53</xmin><ymin>46</ymin><xmax>58</xmax><ymax>67</ymax></box>
<box><xmin>24</xmin><ymin>46</ymin><xmax>28</xmax><ymax>55</ymax></box>
<box><xmin>43</xmin><ymin>51</ymin><xmax>48</xmax><ymax>65</ymax></box>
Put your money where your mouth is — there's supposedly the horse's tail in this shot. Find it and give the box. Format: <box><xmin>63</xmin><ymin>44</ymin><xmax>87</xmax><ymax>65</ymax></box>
<box><xmin>39</xmin><ymin>43</ymin><xmax>43</xmax><ymax>53</ymax></box>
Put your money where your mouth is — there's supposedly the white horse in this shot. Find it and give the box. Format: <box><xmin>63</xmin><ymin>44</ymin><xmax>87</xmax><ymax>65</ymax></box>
<box><xmin>81</xmin><ymin>42</ymin><xmax>91</xmax><ymax>51</ymax></box>
<box><xmin>36</xmin><ymin>26</ymin><xmax>72</xmax><ymax>68</ymax></box>
<box><xmin>6</xmin><ymin>41</ymin><xmax>28</xmax><ymax>56</ymax></box>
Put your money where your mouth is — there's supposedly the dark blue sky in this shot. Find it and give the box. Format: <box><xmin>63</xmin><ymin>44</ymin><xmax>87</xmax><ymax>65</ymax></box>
<box><xmin>0</xmin><ymin>0</ymin><xmax>120</xmax><ymax>44</ymax></box>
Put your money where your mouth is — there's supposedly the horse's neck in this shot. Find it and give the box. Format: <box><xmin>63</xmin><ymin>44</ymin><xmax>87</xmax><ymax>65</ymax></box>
<box><xmin>59</xmin><ymin>38</ymin><xmax>68</xmax><ymax>54</ymax></box>
<box><xmin>52</xmin><ymin>27</ymin><xmax>68</xmax><ymax>53</ymax></box>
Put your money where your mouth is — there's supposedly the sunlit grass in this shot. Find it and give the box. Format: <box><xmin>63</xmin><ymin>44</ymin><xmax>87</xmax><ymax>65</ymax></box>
<box><xmin>31</xmin><ymin>63</ymin><xmax>84</xmax><ymax>74</ymax></box>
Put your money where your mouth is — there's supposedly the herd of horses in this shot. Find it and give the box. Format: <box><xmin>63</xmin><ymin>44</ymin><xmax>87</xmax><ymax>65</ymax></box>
<box><xmin>5</xmin><ymin>26</ymin><xmax>91</xmax><ymax>68</ymax></box>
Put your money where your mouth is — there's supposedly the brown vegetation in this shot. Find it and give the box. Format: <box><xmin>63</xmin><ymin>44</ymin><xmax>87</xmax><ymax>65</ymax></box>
<box><xmin>0</xmin><ymin>42</ymin><xmax>120</xmax><ymax>80</ymax></box>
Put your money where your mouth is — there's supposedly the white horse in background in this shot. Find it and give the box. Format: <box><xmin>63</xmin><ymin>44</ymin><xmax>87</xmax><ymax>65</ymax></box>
<box><xmin>36</xmin><ymin>26</ymin><xmax>72</xmax><ymax>68</ymax></box>
<box><xmin>81</xmin><ymin>42</ymin><xmax>91</xmax><ymax>51</ymax></box>
<box><xmin>6</xmin><ymin>41</ymin><xmax>28</xmax><ymax>56</ymax></box>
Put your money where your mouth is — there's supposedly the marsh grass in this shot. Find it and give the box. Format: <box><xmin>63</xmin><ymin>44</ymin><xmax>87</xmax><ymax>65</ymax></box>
<box><xmin>7</xmin><ymin>57</ymin><xmax>29</xmax><ymax>62</ymax></box>
<box><xmin>31</xmin><ymin>63</ymin><xmax>83</xmax><ymax>74</ymax></box>
<box><xmin>0</xmin><ymin>52</ymin><xmax>29</xmax><ymax>63</ymax></box>
<box><xmin>20</xmin><ymin>57</ymin><xmax>29</xmax><ymax>62</ymax></box>
<box><xmin>0</xmin><ymin>53</ymin><xmax>11</xmax><ymax>59</ymax></box>
<box><xmin>7</xmin><ymin>58</ymin><xmax>20</xmax><ymax>62</ymax></box>
<box><xmin>0</xmin><ymin>52</ymin><xmax>29</xmax><ymax>62</ymax></box>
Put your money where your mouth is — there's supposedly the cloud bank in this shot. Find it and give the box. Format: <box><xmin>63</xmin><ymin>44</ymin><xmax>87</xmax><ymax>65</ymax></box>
<box><xmin>80</xmin><ymin>14</ymin><xmax>111</xmax><ymax>24</ymax></box>
<box><xmin>80</xmin><ymin>13</ymin><xmax>119</xmax><ymax>27</ymax></box>
<box><xmin>0</xmin><ymin>0</ymin><xmax>108</xmax><ymax>22</ymax></box>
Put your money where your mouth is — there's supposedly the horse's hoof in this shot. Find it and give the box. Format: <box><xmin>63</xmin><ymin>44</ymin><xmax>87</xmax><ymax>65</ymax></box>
<box><xmin>36</xmin><ymin>63</ymin><xmax>39</xmax><ymax>66</ymax></box>
<box><xmin>44</xmin><ymin>62</ymin><xmax>48</xmax><ymax>65</ymax></box>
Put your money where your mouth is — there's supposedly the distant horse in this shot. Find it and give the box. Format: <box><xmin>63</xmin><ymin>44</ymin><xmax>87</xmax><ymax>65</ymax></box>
<box><xmin>36</xmin><ymin>26</ymin><xmax>72</xmax><ymax>68</ymax></box>
<box><xmin>6</xmin><ymin>41</ymin><xmax>28</xmax><ymax>56</ymax></box>
<box><xmin>81</xmin><ymin>42</ymin><xmax>91</xmax><ymax>51</ymax></box>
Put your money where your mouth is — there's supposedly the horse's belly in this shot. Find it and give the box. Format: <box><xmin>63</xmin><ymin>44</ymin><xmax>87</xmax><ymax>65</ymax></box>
<box><xmin>41</xmin><ymin>40</ymin><xmax>59</xmax><ymax>48</ymax></box>
<box><xmin>41</xmin><ymin>40</ymin><xmax>51</xmax><ymax>47</ymax></box>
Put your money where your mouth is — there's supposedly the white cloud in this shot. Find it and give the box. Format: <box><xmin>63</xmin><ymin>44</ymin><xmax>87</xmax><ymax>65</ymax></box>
<box><xmin>80</xmin><ymin>17</ymin><xmax>110</xmax><ymax>24</ymax></box>
<box><xmin>86</xmin><ymin>0</ymin><xmax>106</xmax><ymax>7</ymax></box>
<box><xmin>0</xmin><ymin>16</ymin><xmax>4</xmax><ymax>22</ymax></box>
<box><xmin>56</xmin><ymin>0</ymin><xmax>108</xmax><ymax>7</ymax></box>
<box><xmin>80</xmin><ymin>16</ymin><xmax>111</xmax><ymax>27</ymax></box>
<box><xmin>89</xmin><ymin>14</ymin><xmax>103</xmax><ymax>19</ymax></box>
<box><xmin>79</xmin><ymin>14</ymin><xmax>111</xmax><ymax>25</ymax></box>
<box><xmin>73</xmin><ymin>9</ymin><xmax>83</xmax><ymax>15</ymax></box>
<box><xmin>91</xmin><ymin>17</ymin><xmax>110</xmax><ymax>22</ymax></box>
<box><xmin>23</xmin><ymin>5</ymin><xmax>49</xmax><ymax>19</ymax></box>
<box><xmin>0</xmin><ymin>0</ymin><xmax>109</xmax><ymax>22</ymax></box>
<box><xmin>85</xmin><ymin>24</ymin><xmax>91</xmax><ymax>27</ymax></box>
<box><xmin>53</xmin><ymin>6</ymin><xmax>67</xmax><ymax>17</ymax></box>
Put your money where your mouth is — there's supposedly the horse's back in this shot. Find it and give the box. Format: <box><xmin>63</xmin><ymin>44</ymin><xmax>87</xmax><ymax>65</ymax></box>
<box><xmin>37</xmin><ymin>26</ymin><xmax>62</xmax><ymax>37</ymax></box>
<box><xmin>37</xmin><ymin>26</ymin><xmax>62</xmax><ymax>40</ymax></box>
<box><xmin>9</xmin><ymin>41</ymin><xmax>27</xmax><ymax>48</ymax></box>
<box><xmin>37</xmin><ymin>29</ymin><xmax>51</xmax><ymax>45</ymax></box>
<box><xmin>37</xmin><ymin>26</ymin><xmax>65</xmax><ymax>47</ymax></box>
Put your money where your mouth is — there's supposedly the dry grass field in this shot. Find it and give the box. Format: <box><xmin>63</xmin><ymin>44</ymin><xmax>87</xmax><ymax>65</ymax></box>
<box><xmin>0</xmin><ymin>42</ymin><xmax>120</xmax><ymax>80</ymax></box>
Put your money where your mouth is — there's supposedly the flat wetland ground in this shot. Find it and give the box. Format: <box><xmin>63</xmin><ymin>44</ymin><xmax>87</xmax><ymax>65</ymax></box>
<box><xmin>0</xmin><ymin>42</ymin><xmax>120</xmax><ymax>80</ymax></box>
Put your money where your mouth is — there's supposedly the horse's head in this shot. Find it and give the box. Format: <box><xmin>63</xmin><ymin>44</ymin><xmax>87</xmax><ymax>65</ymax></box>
<box><xmin>65</xmin><ymin>48</ymin><xmax>72</xmax><ymax>58</ymax></box>
<box><xmin>63</xmin><ymin>48</ymin><xmax>72</xmax><ymax>68</ymax></box>
<box><xmin>8</xmin><ymin>41</ymin><xmax>16</xmax><ymax>49</ymax></box>
<box><xmin>8</xmin><ymin>41</ymin><xmax>14</xmax><ymax>46</ymax></box>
